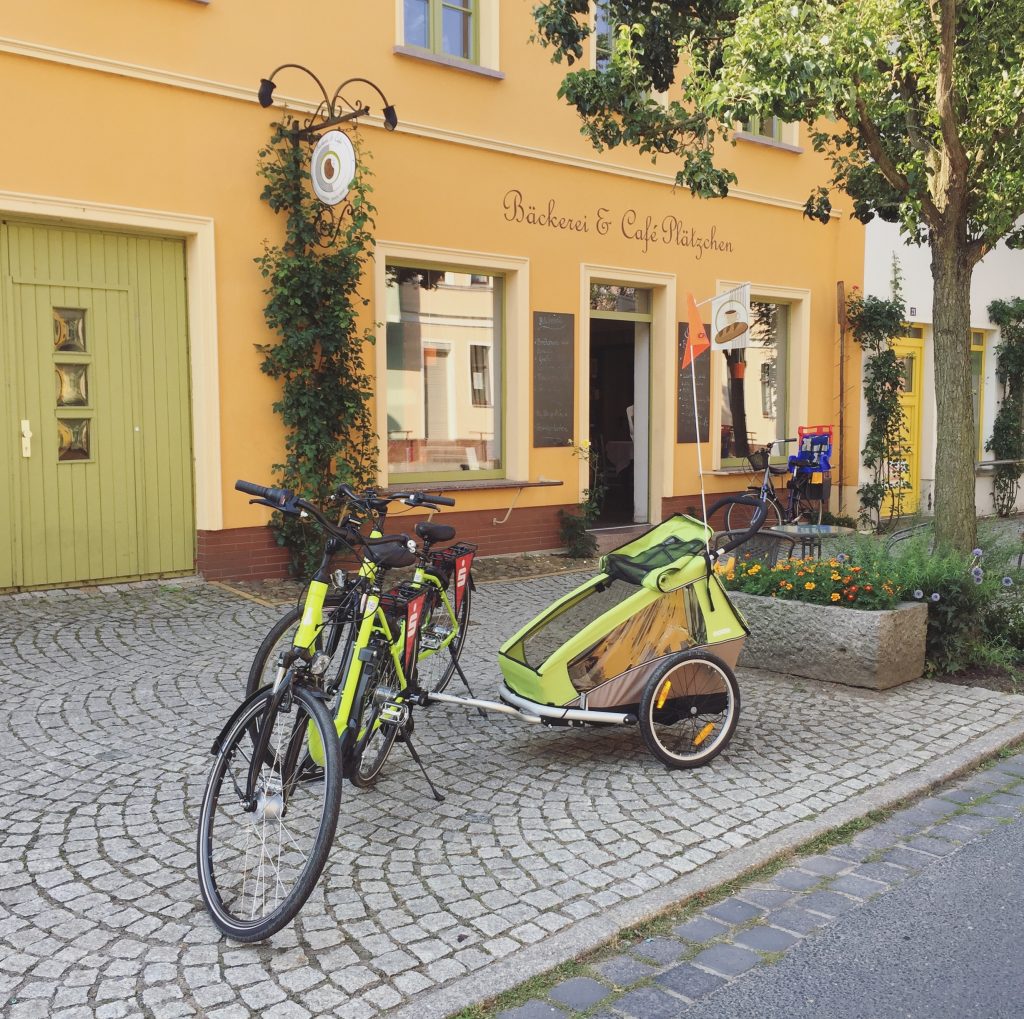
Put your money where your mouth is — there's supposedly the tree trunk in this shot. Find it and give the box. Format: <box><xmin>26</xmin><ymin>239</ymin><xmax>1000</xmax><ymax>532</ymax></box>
<box><xmin>929</xmin><ymin>228</ymin><xmax>978</xmax><ymax>551</ymax></box>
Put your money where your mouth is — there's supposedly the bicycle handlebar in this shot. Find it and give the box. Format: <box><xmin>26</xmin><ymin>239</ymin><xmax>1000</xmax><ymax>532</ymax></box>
<box><xmin>705</xmin><ymin>494</ymin><xmax>768</xmax><ymax>557</ymax></box>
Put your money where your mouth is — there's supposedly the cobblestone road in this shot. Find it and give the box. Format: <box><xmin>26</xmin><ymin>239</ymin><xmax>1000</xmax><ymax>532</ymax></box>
<box><xmin>2</xmin><ymin>576</ymin><xmax>1023</xmax><ymax>1019</ymax></box>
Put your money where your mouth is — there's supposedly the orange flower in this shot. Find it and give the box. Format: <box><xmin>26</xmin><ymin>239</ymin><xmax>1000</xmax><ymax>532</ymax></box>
<box><xmin>805</xmin><ymin>582</ymin><xmax>816</xmax><ymax>590</ymax></box>
<box><xmin>830</xmin><ymin>592</ymin><xmax>841</xmax><ymax>602</ymax></box>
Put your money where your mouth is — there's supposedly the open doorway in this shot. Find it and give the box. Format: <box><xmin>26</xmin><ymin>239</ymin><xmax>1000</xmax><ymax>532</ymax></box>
<box><xmin>589</xmin><ymin>318</ymin><xmax>650</xmax><ymax>526</ymax></box>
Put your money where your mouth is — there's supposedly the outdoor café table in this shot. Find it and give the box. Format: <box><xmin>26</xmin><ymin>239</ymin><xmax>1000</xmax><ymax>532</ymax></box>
<box><xmin>771</xmin><ymin>523</ymin><xmax>858</xmax><ymax>559</ymax></box>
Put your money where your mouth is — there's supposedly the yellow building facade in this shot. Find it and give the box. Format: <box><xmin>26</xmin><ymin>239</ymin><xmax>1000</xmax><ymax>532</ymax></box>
<box><xmin>0</xmin><ymin>1</ymin><xmax>864</xmax><ymax>586</ymax></box>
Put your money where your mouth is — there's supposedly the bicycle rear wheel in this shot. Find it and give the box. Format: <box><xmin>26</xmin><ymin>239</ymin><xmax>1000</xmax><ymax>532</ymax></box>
<box><xmin>350</xmin><ymin>649</ymin><xmax>402</xmax><ymax>789</ymax></box>
<box><xmin>414</xmin><ymin>584</ymin><xmax>472</xmax><ymax>694</ymax></box>
<box><xmin>786</xmin><ymin>476</ymin><xmax>824</xmax><ymax>525</ymax></box>
<box><xmin>724</xmin><ymin>497</ymin><xmax>781</xmax><ymax>532</ymax></box>
<box><xmin>638</xmin><ymin>651</ymin><xmax>740</xmax><ymax>769</ymax></box>
<box><xmin>197</xmin><ymin>683</ymin><xmax>342</xmax><ymax>942</ymax></box>
<box><xmin>247</xmin><ymin>592</ymin><xmax>357</xmax><ymax>699</ymax></box>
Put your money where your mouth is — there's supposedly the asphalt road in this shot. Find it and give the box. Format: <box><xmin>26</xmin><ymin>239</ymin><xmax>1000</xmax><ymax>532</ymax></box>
<box><xmin>687</xmin><ymin>812</ymin><xmax>1024</xmax><ymax>1019</ymax></box>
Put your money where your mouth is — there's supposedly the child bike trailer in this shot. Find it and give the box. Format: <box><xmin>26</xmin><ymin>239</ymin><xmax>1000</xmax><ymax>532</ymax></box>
<box><xmin>496</xmin><ymin>502</ymin><xmax>761</xmax><ymax>769</ymax></box>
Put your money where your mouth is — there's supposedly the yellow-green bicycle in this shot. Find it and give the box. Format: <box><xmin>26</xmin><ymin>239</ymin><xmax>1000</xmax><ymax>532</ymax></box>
<box><xmin>197</xmin><ymin>480</ymin><xmax>473</xmax><ymax>941</ymax></box>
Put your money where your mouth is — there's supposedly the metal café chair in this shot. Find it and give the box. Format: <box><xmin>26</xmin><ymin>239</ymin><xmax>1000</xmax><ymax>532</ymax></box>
<box><xmin>713</xmin><ymin>528</ymin><xmax>798</xmax><ymax>567</ymax></box>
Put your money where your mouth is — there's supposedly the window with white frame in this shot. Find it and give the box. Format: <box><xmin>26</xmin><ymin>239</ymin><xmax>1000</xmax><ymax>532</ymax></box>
<box><xmin>385</xmin><ymin>264</ymin><xmax>502</xmax><ymax>479</ymax></box>
<box><xmin>719</xmin><ymin>301</ymin><xmax>789</xmax><ymax>465</ymax></box>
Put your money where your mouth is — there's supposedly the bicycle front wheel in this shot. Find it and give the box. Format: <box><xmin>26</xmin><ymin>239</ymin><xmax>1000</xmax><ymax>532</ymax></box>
<box><xmin>724</xmin><ymin>498</ymin><xmax>781</xmax><ymax>533</ymax></box>
<box><xmin>197</xmin><ymin>683</ymin><xmax>342</xmax><ymax>942</ymax></box>
<box><xmin>638</xmin><ymin>651</ymin><xmax>740</xmax><ymax>769</ymax></box>
<box><xmin>414</xmin><ymin>584</ymin><xmax>472</xmax><ymax>694</ymax></box>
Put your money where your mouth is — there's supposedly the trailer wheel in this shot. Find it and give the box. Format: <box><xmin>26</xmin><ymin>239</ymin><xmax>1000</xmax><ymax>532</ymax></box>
<box><xmin>638</xmin><ymin>651</ymin><xmax>740</xmax><ymax>769</ymax></box>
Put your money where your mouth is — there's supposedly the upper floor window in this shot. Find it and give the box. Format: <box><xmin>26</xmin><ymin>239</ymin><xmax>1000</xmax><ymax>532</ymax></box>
<box><xmin>404</xmin><ymin>0</ymin><xmax>477</xmax><ymax>62</ymax></box>
<box><xmin>738</xmin><ymin>115</ymin><xmax>800</xmax><ymax>148</ymax></box>
<box><xmin>594</xmin><ymin>2</ymin><xmax>613</xmax><ymax>71</ymax></box>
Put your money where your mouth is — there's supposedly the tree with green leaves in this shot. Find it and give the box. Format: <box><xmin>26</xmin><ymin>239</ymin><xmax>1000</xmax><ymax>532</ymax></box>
<box><xmin>533</xmin><ymin>0</ymin><xmax>1024</xmax><ymax>551</ymax></box>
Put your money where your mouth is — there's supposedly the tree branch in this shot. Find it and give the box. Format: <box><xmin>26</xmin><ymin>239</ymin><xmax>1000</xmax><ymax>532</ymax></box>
<box><xmin>854</xmin><ymin>94</ymin><xmax>942</xmax><ymax>227</ymax></box>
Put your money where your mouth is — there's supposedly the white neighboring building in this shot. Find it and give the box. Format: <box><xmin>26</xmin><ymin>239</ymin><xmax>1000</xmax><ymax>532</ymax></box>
<box><xmin>862</xmin><ymin>220</ymin><xmax>1024</xmax><ymax>519</ymax></box>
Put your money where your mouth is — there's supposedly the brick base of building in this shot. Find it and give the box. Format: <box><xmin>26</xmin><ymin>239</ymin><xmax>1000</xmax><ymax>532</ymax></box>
<box><xmin>661</xmin><ymin>491</ymin><xmax>748</xmax><ymax>531</ymax></box>
<box><xmin>196</xmin><ymin>504</ymin><xmax>576</xmax><ymax>581</ymax></box>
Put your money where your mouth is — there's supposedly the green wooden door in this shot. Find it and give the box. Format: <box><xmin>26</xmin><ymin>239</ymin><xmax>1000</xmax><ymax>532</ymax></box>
<box><xmin>0</xmin><ymin>222</ymin><xmax>194</xmax><ymax>588</ymax></box>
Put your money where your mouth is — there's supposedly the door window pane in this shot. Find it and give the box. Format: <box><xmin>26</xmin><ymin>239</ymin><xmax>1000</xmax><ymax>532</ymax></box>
<box><xmin>720</xmin><ymin>302</ymin><xmax>788</xmax><ymax>463</ymax></box>
<box><xmin>590</xmin><ymin>284</ymin><xmax>651</xmax><ymax>315</ymax></box>
<box><xmin>53</xmin><ymin>308</ymin><xmax>86</xmax><ymax>351</ymax></box>
<box><xmin>55</xmin><ymin>364</ymin><xmax>89</xmax><ymax>406</ymax></box>
<box><xmin>971</xmin><ymin>349</ymin><xmax>983</xmax><ymax>459</ymax></box>
<box><xmin>57</xmin><ymin>419</ymin><xmax>90</xmax><ymax>461</ymax></box>
<box><xmin>386</xmin><ymin>265</ymin><xmax>502</xmax><ymax>476</ymax></box>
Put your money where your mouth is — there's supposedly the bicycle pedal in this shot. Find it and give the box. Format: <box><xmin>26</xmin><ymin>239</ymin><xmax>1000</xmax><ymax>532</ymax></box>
<box><xmin>379</xmin><ymin>700</ymin><xmax>409</xmax><ymax>727</ymax></box>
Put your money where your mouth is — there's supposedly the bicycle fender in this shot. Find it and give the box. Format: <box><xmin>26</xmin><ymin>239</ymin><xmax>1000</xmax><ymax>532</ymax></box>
<box><xmin>210</xmin><ymin>684</ymin><xmax>282</xmax><ymax>756</ymax></box>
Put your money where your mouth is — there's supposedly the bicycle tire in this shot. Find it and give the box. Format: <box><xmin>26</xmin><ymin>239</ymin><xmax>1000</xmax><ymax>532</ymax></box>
<box><xmin>246</xmin><ymin>592</ymin><xmax>356</xmax><ymax>699</ymax></box>
<box><xmin>638</xmin><ymin>651</ymin><xmax>740</xmax><ymax>769</ymax></box>
<box><xmin>414</xmin><ymin>583</ymin><xmax>472</xmax><ymax>695</ymax></box>
<box><xmin>350</xmin><ymin>649</ymin><xmax>401</xmax><ymax>789</ymax></box>
<box><xmin>197</xmin><ymin>683</ymin><xmax>343</xmax><ymax>942</ymax></box>
<box><xmin>724</xmin><ymin>498</ymin><xmax>781</xmax><ymax>532</ymax></box>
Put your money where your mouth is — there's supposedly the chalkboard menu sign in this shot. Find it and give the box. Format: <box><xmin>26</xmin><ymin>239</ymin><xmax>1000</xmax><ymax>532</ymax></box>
<box><xmin>677</xmin><ymin>321</ymin><xmax>711</xmax><ymax>443</ymax></box>
<box><xmin>533</xmin><ymin>312</ymin><xmax>575</xmax><ymax>447</ymax></box>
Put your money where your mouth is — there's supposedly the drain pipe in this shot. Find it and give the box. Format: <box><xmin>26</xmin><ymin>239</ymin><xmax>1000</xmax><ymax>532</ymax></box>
<box><xmin>836</xmin><ymin>281</ymin><xmax>848</xmax><ymax>516</ymax></box>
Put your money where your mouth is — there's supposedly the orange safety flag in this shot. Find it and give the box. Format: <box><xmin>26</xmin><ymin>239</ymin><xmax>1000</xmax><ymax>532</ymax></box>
<box><xmin>681</xmin><ymin>292</ymin><xmax>710</xmax><ymax>371</ymax></box>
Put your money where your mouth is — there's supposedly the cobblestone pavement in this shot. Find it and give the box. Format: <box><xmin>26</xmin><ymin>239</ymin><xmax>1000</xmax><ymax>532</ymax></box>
<box><xmin>491</xmin><ymin>751</ymin><xmax>1024</xmax><ymax>1019</ymax></box>
<box><xmin>2</xmin><ymin>576</ymin><xmax>1024</xmax><ymax>1019</ymax></box>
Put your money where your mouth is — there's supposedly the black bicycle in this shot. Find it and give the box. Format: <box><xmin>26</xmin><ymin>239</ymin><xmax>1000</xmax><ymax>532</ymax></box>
<box><xmin>724</xmin><ymin>438</ymin><xmax>824</xmax><ymax>530</ymax></box>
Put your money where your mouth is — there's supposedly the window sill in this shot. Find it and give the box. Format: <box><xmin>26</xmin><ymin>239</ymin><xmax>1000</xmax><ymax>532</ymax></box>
<box><xmin>734</xmin><ymin>131</ymin><xmax>803</xmax><ymax>154</ymax></box>
<box><xmin>393</xmin><ymin>46</ymin><xmax>505</xmax><ymax>79</ymax></box>
<box><xmin>710</xmin><ymin>467</ymin><xmax>752</xmax><ymax>476</ymax></box>
<box><xmin>385</xmin><ymin>478</ymin><xmax>562</xmax><ymax>494</ymax></box>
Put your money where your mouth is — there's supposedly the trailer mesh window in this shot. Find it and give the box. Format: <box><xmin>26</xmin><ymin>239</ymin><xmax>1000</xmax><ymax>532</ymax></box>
<box><xmin>504</xmin><ymin>580</ymin><xmax>637</xmax><ymax>672</ymax></box>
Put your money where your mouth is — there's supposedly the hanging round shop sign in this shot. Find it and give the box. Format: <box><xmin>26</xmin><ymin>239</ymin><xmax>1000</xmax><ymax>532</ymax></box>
<box><xmin>310</xmin><ymin>130</ymin><xmax>356</xmax><ymax>206</ymax></box>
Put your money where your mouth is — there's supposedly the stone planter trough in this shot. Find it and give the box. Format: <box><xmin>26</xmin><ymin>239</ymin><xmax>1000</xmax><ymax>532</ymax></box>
<box><xmin>731</xmin><ymin>592</ymin><xmax>929</xmax><ymax>690</ymax></box>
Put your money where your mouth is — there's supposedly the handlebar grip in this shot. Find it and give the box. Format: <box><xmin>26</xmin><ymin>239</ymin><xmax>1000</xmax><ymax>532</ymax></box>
<box><xmin>428</xmin><ymin>494</ymin><xmax>455</xmax><ymax>506</ymax></box>
<box><xmin>234</xmin><ymin>480</ymin><xmax>293</xmax><ymax>507</ymax></box>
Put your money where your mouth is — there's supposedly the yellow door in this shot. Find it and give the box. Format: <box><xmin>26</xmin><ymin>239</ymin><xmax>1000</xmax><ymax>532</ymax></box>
<box><xmin>1</xmin><ymin>222</ymin><xmax>194</xmax><ymax>589</ymax></box>
<box><xmin>888</xmin><ymin>331</ymin><xmax>924</xmax><ymax>516</ymax></box>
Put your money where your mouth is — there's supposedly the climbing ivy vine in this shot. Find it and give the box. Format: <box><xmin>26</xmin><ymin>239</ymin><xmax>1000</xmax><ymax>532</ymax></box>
<box><xmin>256</xmin><ymin>119</ymin><xmax>378</xmax><ymax>574</ymax></box>
<box><xmin>985</xmin><ymin>298</ymin><xmax>1024</xmax><ymax>517</ymax></box>
<box><xmin>846</xmin><ymin>267</ymin><xmax>909</xmax><ymax>529</ymax></box>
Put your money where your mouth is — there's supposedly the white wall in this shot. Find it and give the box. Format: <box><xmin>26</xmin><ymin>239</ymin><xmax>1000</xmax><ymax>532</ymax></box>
<box><xmin>861</xmin><ymin>221</ymin><xmax>1024</xmax><ymax>517</ymax></box>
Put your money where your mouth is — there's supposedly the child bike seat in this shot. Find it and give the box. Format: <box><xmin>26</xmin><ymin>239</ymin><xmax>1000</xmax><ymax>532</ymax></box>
<box><xmin>415</xmin><ymin>522</ymin><xmax>456</xmax><ymax>544</ymax></box>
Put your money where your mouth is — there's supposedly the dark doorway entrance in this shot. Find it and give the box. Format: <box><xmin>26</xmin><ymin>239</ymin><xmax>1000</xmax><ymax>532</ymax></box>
<box><xmin>589</xmin><ymin>319</ymin><xmax>636</xmax><ymax>526</ymax></box>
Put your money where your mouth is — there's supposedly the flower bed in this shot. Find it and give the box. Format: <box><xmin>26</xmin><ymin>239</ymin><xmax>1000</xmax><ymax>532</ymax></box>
<box><xmin>720</xmin><ymin>553</ymin><xmax>898</xmax><ymax>609</ymax></box>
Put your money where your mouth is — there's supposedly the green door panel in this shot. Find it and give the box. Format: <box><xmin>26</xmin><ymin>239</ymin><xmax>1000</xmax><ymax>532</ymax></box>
<box><xmin>0</xmin><ymin>222</ymin><xmax>194</xmax><ymax>588</ymax></box>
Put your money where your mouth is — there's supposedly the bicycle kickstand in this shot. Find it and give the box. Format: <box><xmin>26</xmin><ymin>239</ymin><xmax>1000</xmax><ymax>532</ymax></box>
<box><xmin>452</xmin><ymin>659</ymin><xmax>488</xmax><ymax>719</ymax></box>
<box><xmin>402</xmin><ymin>735</ymin><xmax>445</xmax><ymax>802</ymax></box>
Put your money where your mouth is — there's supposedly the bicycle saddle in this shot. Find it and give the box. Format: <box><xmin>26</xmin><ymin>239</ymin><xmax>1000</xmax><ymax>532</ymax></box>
<box><xmin>415</xmin><ymin>522</ymin><xmax>455</xmax><ymax>544</ymax></box>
